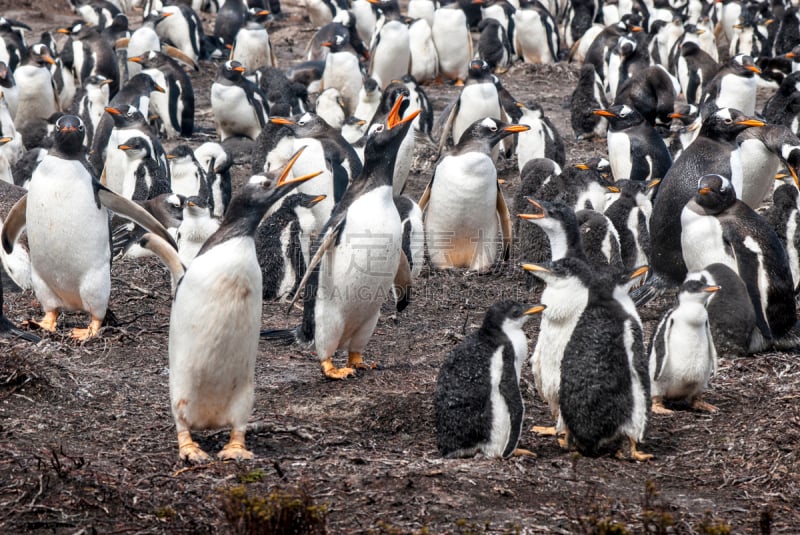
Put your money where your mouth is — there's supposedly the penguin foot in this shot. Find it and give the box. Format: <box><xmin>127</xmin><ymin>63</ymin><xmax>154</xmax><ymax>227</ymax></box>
<box><xmin>218</xmin><ymin>432</ymin><xmax>253</xmax><ymax>461</ymax></box>
<box><xmin>347</xmin><ymin>352</ymin><xmax>377</xmax><ymax>371</ymax></box>
<box><xmin>321</xmin><ymin>357</ymin><xmax>355</xmax><ymax>379</ymax></box>
<box><xmin>628</xmin><ymin>438</ymin><xmax>653</xmax><ymax>462</ymax></box>
<box><xmin>27</xmin><ymin>311</ymin><xmax>59</xmax><ymax>332</ymax></box>
<box><xmin>454</xmin><ymin>79</ymin><xmax>465</xmax><ymax>86</ymax></box>
<box><xmin>690</xmin><ymin>398</ymin><xmax>718</xmax><ymax>413</ymax></box>
<box><xmin>531</xmin><ymin>425</ymin><xmax>557</xmax><ymax>436</ymax></box>
<box><xmin>651</xmin><ymin>398</ymin><xmax>674</xmax><ymax>415</ymax></box>
<box><xmin>178</xmin><ymin>431</ymin><xmax>211</xmax><ymax>463</ymax></box>
<box><xmin>71</xmin><ymin>317</ymin><xmax>103</xmax><ymax>341</ymax></box>
<box><xmin>511</xmin><ymin>448</ymin><xmax>537</xmax><ymax>458</ymax></box>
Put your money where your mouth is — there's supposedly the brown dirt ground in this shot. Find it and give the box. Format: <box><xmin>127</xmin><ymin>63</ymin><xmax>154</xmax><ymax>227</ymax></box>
<box><xmin>1</xmin><ymin>1</ymin><xmax>799</xmax><ymax>533</ymax></box>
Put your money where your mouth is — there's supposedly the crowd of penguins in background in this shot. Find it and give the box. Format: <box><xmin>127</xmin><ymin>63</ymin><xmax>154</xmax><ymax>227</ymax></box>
<box><xmin>0</xmin><ymin>0</ymin><xmax>799</xmax><ymax>463</ymax></box>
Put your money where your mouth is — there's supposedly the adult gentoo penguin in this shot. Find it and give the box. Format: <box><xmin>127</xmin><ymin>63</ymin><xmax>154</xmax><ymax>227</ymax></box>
<box><xmin>434</xmin><ymin>301</ymin><xmax>545</xmax><ymax>459</ymax></box>
<box><xmin>593</xmin><ymin>104</ymin><xmax>672</xmax><ymax>182</ymax></box>
<box><xmin>13</xmin><ymin>44</ymin><xmax>59</xmax><ymax>143</ymax></box>
<box><xmin>639</xmin><ymin>108</ymin><xmax>765</xmax><ymax>299</ymax></box>
<box><xmin>681</xmin><ymin>174</ymin><xmax>799</xmax><ymax>351</ymax></box>
<box><xmin>431</xmin><ymin>3</ymin><xmax>472</xmax><ymax>84</ymax></box>
<box><xmin>701</xmin><ymin>54</ymin><xmax>761</xmax><ymax>116</ymax></box>
<box><xmin>211</xmin><ymin>60</ymin><xmax>268</xmax><ymax>141</ymax></box>
<box><xmin>278</xmin><ymin>96</ymin><xmax>419</xmax><ymax>379</ymax></box>
<box><xmin>164</xmin><ymin>151</ymin><xmax>320</xmax><ymax>462</ymax></box>
<box><xmin>367</xmin><ymin>0</ymin><xmax>410</xmax><ymax>89</ymax></box>
<box><xmin>0</xmin><ymin>115</ymin><xmax>176</xmax><ymax>340</ymax></box>
<box><xmin>649</xmin><ymin>280</ymin><xmax>719</xmax><ymax>415</ymax></box>
<box><xmin>421</xmin><ymin>117</ymin><xmax>528</xmax><ymax>270</ymax></box>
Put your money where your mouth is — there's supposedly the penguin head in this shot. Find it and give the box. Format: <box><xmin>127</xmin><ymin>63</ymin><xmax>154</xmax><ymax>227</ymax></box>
<box><xmin>53</xmin><ymin>115</ymin><xmax>86</xmax><ymax>154</ymax></box>
<box><xmin>480</xmin><ymin>300</ymin><xmax>546</xmax><ymax>335</ymax></box>
<box><xmin>521</xmin><ymin>257</ymin><xmax>595</xmax><ymax>291</ymax></box>
<box><xmin>700</xmin><ymin>108</ymin><xmax>765</xmax><ymax>140</ymax></box>
<box><xmin>126</xmin><ymin>72</ymin><xmax>166</xmax><ymax>96</ymax></box>
<box><xmin>84</xmin><ymin>74</ymin><xmax>112</xmax><ymax>96</ymax></box>
<box><xmin>458</xmin><ymin>117</ymin><xmax>530</xmax><ymax>149</ymax></box>
<box><xmin>246</xmin><ymin>7</ymin><xmax>271</xmax><ymax>23</ymax></box>
<box><xmin>695</xmin><ymin>174</ymin><xmax>737</xmax><ymax>212</ymax></box>
<box><xmin>616</xmin><ymin>36</ymin><xmax>637</xmax><ymax>59</ymax></box>
<box><xmin>104</xmin><ymin>104</ymin><xmax>145</xmax><ymax>127</ymax></box>
<box><xmin>519</xmin><ymin>198</ymin><xmax>577</xmax><ymax>234</ymax></box>
<box><xmin>731</xmin><ymin>54</ymin><xmax>761</xmax><ymax>76</ymax></box>
<box><xmin>167</xmin><ymin>145</ymin><xmax>198</xmax><ymax>167</ymax></box>
<box><xmin>363</xmin><ymin>94</ymin><xmax>420</xmax><ymax>162</ymax></box>
<box><xmin>270</xmin><ymin>112</ymin><xmax>328</xmax><ymax>137</ymax></box>
<box><xmin>592</xmin><ymin>104</ymin><xmax>643</xmax><ymax>130</ymax></box>
<box><xmin>220</xmin><ymin>60</ymin><xmax>247</xmax><ymax>82</ymax></box>
<box><xmin>378</xmin><ymin>82</ymin><xmax>410</xmax><ymax>116</ymax></box>
<box><xmin>786</xmin><ymin>45</ymin><xmax>800</xmax><ymax>64</ymax></box>
<box><xmin>127</xmin><ymin>50</ymin><xmax>161</xmax><ymax>69</ymax></box>
<box><xmin>283</xmin><ymin>192</ymin><xmax>327</xmax><ymax>211</ymax></box>
<box><xmin>117</xmin><ymin>137</ymin><xmax>152</xmax><ymax>160</ymax></box>
<box><xmin>184</xmin><ymin>196</ymin><xmax>212</xmax><ymax>219</ymax></box>
<box><xmin>619</xmin><ymin>13</ymin><xmax>643</xmax><ymax>33</ymax></box>
<box><xmin>467</xmin><ymin>59</ymin><xmax>492</xmax><ymax>80</ymax></box>
<box><xmin>678</xmin><ymin>279</ymin><xmax>720</xmax><ymax>307</ymax></box>
<box><xmin>27</xmin><ymin>44</ymin><xmax>55</xmax><ymax>68</ymax></box>
<box><xmin>320</xmin><ymin>29</ymin><xmax>349</xmax><ymax>53</ymax></box>
<box><xmin>680</xmin><ymin>40</ymin><xmax>701</xmax><ymax>56</ymax></box>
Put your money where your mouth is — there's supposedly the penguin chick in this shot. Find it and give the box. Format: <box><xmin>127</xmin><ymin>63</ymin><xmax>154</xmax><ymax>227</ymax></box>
<box><xmin>649</xmin><ymin>280</ymin><xmax>719</xmax><ymax>415</ymax></box>
<box><xmin>166</xmin><ymin>151</ymin><xmax>320</xmax><ymax>463</ymax></box>
<box><xmin>434</xmin><ymin>301</ymin><xmax>545</xmax><ymax>459</ymax></box>
<box><xmin>177</xmin><ymin>196</ymin><xmax>221</xmax><ymax>267</ymax></box>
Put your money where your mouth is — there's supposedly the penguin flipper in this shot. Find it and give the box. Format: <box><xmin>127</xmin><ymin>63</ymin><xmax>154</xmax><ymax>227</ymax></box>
<box><xmin>0</xmin><ymin>315</ymin><xmax>40</xmax><ymax>343</ymax></box>
<box><xmin>162</xmin><ymin>44</ymin><xmax>200</xmax><ymax>71</ymax></box>
<box><xmin>138</xmin><ymin>232</ymin><xmax>186</xmax><ymax>297</ymax></box>
<box><xmin>393</xmin><ymin>251</ymin><xmax>412</xmax><ymax>313</ymax></box>
<box><xmin>287</xmin><ymin>217</ymin><xmax>344</xmax><ymax>312</ymax></box>
<box><xmin>496</xmin><ymin>185</ymin><xmax>512</xmax><ymax>261</ymax></box>
<box><xmin>96</xmin><ymin>185</ymin><xmax>179</xmax><ymax>251</ymax></box>
<box><xmin>436</xmin><ymin>98</ymin><xmax>459</xmax><ymax>157</ymax></box>
<box><xmin>418</xmin><ymin>180</ymin><xmax>433</xmax><ymax>211</ymax></box>
<box><xmin>1</xmin><ymin>194</ymin><xmax>26</xmax><ymax>255</ymax></box>
<box><xmin>651</xmin><ymin>314</ymin><xmax>672</xmax><ymax>381</ymax></box>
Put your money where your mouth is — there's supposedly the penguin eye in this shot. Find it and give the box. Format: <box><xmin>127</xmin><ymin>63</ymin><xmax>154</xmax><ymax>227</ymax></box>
<box><xmin>489</xmin><ymin>125</ymin><xmax>497</xmax><ymax>132</ymax></box>
<box><xmin>723</xmin><ymin>118</ymin><xmax>732</xmax><ymax>124</ymax></box>
<box><xmin>298</xmin><ymin>120</ymin><xmax>306</xmax><ymax>126</ymax></box>
<box><xmin>78</xmin><ymin>123</ymin><xmax>85</xmax><ymax>132</ymax></box>
<box><xmin>374</xmin><ymin>124</ymin><xmax>384</xmax><ymax>133</ymax></box>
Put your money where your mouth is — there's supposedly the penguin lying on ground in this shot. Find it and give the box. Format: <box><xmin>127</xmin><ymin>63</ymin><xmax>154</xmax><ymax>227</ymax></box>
<box><xmin>434</xmin><ymin>301</ymin><xmax>545</xmax><ymax>459</ymax></box>
<box><xmin>649</xmin><ymin>280</ymin><xmax>719</xmax><ymax>415</ymax></box>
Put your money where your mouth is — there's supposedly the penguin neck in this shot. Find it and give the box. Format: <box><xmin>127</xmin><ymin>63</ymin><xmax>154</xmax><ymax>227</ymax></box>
<box><xmin>543</xmin><ymin>220</ymin><xmax>584</xmax><ymax>262</ymax></box>
<box><xmin>219</xmin><ymin>196</ymin><xmax>271</xmax><ymax>239</ymax></box>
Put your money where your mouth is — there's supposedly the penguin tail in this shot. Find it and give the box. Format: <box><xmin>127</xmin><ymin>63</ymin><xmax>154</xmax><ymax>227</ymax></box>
<box><xmin>630</xmin><ymin>272</ymin><xmax>670</xmax><ymax>307</ymax></box>
<box><xmin>260</xmin><ymin>326</ymin><xmax>301</xmax><ymax>346</ymax></box>
<box><xmin>772</xmin><ymin>321</ymin><xmax>800</xmax><ymax>351</ymax></box>
<box><xmin>0</xmin><ymin>317</ymin><xmax>41</xmax><ymax>343</ymax></box>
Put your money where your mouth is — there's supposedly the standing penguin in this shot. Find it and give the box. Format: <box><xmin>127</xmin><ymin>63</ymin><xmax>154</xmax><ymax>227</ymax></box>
<box><xmin>434</xmin><ymin>301</ymin><xmax>545</xmax><ymax>459</ymax></box>
<box><xmin>13</xmin><ymin>44</ymin><xmax>59</xmax><ymax>145</ymax></box>
<box><xmin>163</xmin><ymin>152</ymin><xmax>320</xmax><ymax>462</ymax></box>
<box><xmin>681</xmin><ymin>174</ymin><xmax>799</xmax><ymax>351</ymax></box>
<box><xmin>603</xmin><ymin>179</ymin><xmax>658</xmax><ymax>272</ymax></box>
<box><xmin>431</xmin><ymin>4</ymin><xmax>472</xmax><ymax>84</ymax></box>
<box><xmin>0</xmin><ymin>115</ymin><xmax>176</xmax><ymax>340</ymax></box>
<box><xmin>394</xmin><ymin>194</ymin><xmax>425</xmax><ymax>279</ymax></box>
<box><xmin>513</xmin><ymin>0</ymin><xmax>560</xmax><ymax>64</ymax></box>
<box><xmin>477</xmin><ymin>18</ymin><xmax>513</xmax><ymax>73</ymax></box>
<box><xmin>514</xmin><ymin>101</ymin><xmax>566</xmax><ymax>172</ymax></box>
<box><xmin>593</xmin><ymin>104</ymin><xmax>672</xmax><ymax>182</ymax></box>
<box><xmin>701</xmin><ymin>54</ymin><xmax>761</xmax><ymax>116</ymax></box>
<box><xmin>257</xmin><ymin>192</ymin><xmax>326</xmax><ymax>300</ymax></box>
<box><xmin>69</xmin><ymin>74</ymin><xmax>112</xmax><ymax>149</ymax></box>
<box><xmin>168</xmin><ymin>144</ymin><xmax>210</xmax><ymax>201</ymax></box>
<box><xmin>277</xmin><ymin>96</ymin><xmax>419</xmax><ymax>379</ymax></box>
<box><xmin>367</xmin><ymin>0</ymin><xmax>410</xmax><ymax>89</ymax></box>
<box><xmin>320</xmin><ymin>33</ymin><xmax>364</xmax><ymax>117</ymax></box>
<box><xmin>408</xmin><ymin>18</ymin><xmax>439</xmax><ymax>84</ymax></box>
<box><xmin>156</xmin><ymin>4</ymin><xmax>205</xmax><ymax>66</ymax></box>
<box><xmin>211</xmin><ymin>60</ymin><xmax>268</xmax><ymax>141</ymax></box>
<box><xmin>676</xmin><ymin>41</ymin><xmax>718</xmax><ymax>106</ymax></box>
<box><xmin>57</xmin><ymin>21</ymin><xmax>120</xmax><ymax>99</ymax></box>
<box><xmin>194</xmin><ymin>142</ymin><xmax>233</xmax><ymax>218</ymax></box>
<box><xmin>421</xmin><ymin>117</ymin><xmax>528</xmax><ymax>270</ymax></box>
<box><xmin>231</xmin><ymin>8</ymin><xmax>276</xmax><ymax>71</ymax></box>
<box><xmin>649</xmin><ymin>280</ymin><xmax>719</xmax><ymax>415</ymax></box>
<box><xmin>116</xmin><ymin>136</ymin><xmax>171</xmax><ymax>200</ymax></box>
<box><xmin>764</xmin><ymin>177</ymin><xmax>800</xmax><ymax>292</ymax></box>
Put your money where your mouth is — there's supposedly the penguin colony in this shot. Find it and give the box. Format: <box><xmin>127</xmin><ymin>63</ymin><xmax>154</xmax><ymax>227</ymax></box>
<box><xmin>0</xmin><ymin>0</ymin><xmax>799</xmax><ymax>466</ymax></box>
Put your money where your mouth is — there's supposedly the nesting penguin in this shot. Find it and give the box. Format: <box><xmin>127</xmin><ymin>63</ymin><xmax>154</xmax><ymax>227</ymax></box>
<box><xmin>434</xmin><ymin>301</ymin><xmax>545</xmax><ymax>459</ymax></box>
<box><xmin>421</xmin><ymin>117</ymin><xmax>528</xmax><ymax>270</ymax></box>
<box><xmin>0</xmin><ymin>115</ymin><xmax>176</xmax><ymax>340</ymax></box>
<box><xmin>649</xmin><ymin>280</ymin><xmax>719</xmax><ymax>415</ymax></box>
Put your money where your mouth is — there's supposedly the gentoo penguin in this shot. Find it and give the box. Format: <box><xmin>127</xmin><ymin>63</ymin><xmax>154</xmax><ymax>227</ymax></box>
<box><xmin>13</xmin><ymin>44</ymin><xmax>59</xmax><ymax>147</ymax></box>
<box><xmin>408</xmin><ymin>18</ymin><xmax>439</xmax><ymax>84</ymax></box>
<box><xmin>701</xmin><ymin>55</ymin><xmax>761</xmax><ymax>116</ymax></box>
<box><xmin>564</xmin><ymin>0</ymin><xmax>600</xmax><ymax>49</ymax></box>
<box><xmin>368</xmin><ymin>82</ymin><xmax>415</xmax><ymax>195</ymax></box>
<box><xmin>571</xmin><ymin>64</ymin><xmax>608</xmax><ymax>141</ymax></box>
<box><xmin>605</xmin><ymin>31</ymin><xmax>650</xmax><ymax>100</ymax></box>
<box><xmin>69</xmin><ymin>74</ymin><xmax>112</xmax><ymax>149</ymax></box>
<box><xmin>515</xmin><ymin>101</ymin><xmax>566</xmax><ymax>173</ymax></box>
<box><xmin>214</xmin><ymin>0</ymin><xmax>248</xmax><ymax>46</ymax></box>
<box><xmin>408</xmin><ymin>0</ymin><xmax>436</xmax><ymax>28</ymax></box>
<box><xmin>681</xmin><ymin>174</ymin><xmax>799</xmax><ymax>351</ymax></box>
<box><xmin>353</xmin><ymin>77</ymin><xmax>381</xmax><ymax>125</ymax></box>
<box><xmin>477</xmin><ymin>18</ymin><xmax>513</xmax><ymax>73</ymax></box>
<box><xmin>421</xmin><ymin>117</ymin><xmax>528</xmax><ymax>270</ymax></box>
<box><xmin>685</xmin><ymin>263</ymin><xmax>757</xmax><ymax>358</ymax></box>
<box><xmin>0</xmin><ymin>179</ymin><xmax>31</xmax><ymax>289</ymax></box>
<box><xmin>305</xmin><ymin>0</ymin><xmax>347</xmax><ymax>28</ymax></box>
<box><xmin>576</xmin><ymin>209</ymin><xmax>624</xmax><ymax>271</ymax></box>
<box><xmin>593</xmin><ymin>104</ymin><xmax>672</xmax><ymax>181</ymax></box>
<box><xmin>211</xmin><ymin>60</ymin><xmax>268</xmax><ymax>141</ymax></box>
<box><xmin>231</xmin><ymin>9</ymin><xmax>276</xmax><ymax>71</ymax></box>
<box><xmin>155</xmin><ymin>4</ymin><xmax>205</xmax><ymax>66</ymax></box>
<box><xmin>176</xmin><ymin>196</ymin><xmax>221</xmax><ymax>266</ymax></box>
<box><xmin>164</xmin><ymin>152</ymin><xmax>319</xmax><ymax>463</ymax></box>
<box><xmin>648</xmin><ymin>280</ymin><xmax>719</xmax><ymax>415</ymax></box>
<box><xmin>513</xmin><ymin>0</ymin><xmax>560</xmax><ymax>64</ymax></box>
<box><xmin>431</xmin><ymin>4</ymin><xmax>472</xmax><ymax>84</ymax></box>
<box><xmin>581</xmin><ymin>14</ymin><xmax>643</xmax><ymax>84</ymax></box>
<box><xmin>257</xmin><ymin>192</ymin><xmax>325</xmax><ymax>300</ymax></box>
<box><xmin>613</xmin><ymin>65</ymin><xmax>679</xmax><ymax>127</ymax></box>
<box><xmin>402</xmin><ymin>74</ymin><xmax>434</xmax><ymax>136</ymax></box>
<box><xmin>257</xmin><ymin>66</ymin><xmax>309</xmax><ymax>116</ymax></box>
<box><xmin>763</xmin><ymin>71</ymin><xmax>800</xmax><ymax>134</ymax></box>
<box><xmin>0</xmin><ymin>115</ymin><xmax>176</xmax><ymax>340</ymax></box>
<box><xmin>116</xmin><ymin>136</ymin><xmax>171</xmax><ymax>200</ymax></box>
<box><xmin>314</xmin><ymin>88</ymin><xmax>346</xmax><ymax>129</ymax></box>
<box><xmin>437</xmin><ymin>60</ymin><xmax>504</xmax><ymax>154</ymax></box>
<box><xmin>764</xmin><ymin>177</ymin><xmax>800</xmax><ymax>292</ymax></box>
<box><xmin>434</xmin><ymin>301</ymin><xmax>545</xmax><ymax>459</ymax></box>
<box><xmin>367</xmin><ymin>0</ymin><xmax>410</xmax><ymax>89</ymax></box>
<box><xmin>128</xmin><ymin>50</ymin><xmax>195</xmax><ymax>139</ymax></box>
<box><xmin>320</xmin><ymin>33</ymin><xmax>363</xmax><ymax>117</ymax></box>
<box><xmin>125</xmin><ymin>11</ymin><xmax>173</xmax><ymax>77</ymax></box>
<box><xmin>603</xmin><ymin>179</ymin><xmax>658</xmax><ymax>272</ymax></box>
<box><xmin>676</xmin><ymin>41</ymin><xmax>719</xmax><ymax>106</ymax></box>
<box><xmin>641</xmin><ymin>108</ymin><xmax>766</xmax><ymax>295</ymax></box>
<box><xmin>394</xmin><ymin>194</ymin><xmax>425</xmax><ymax>279</ymax></box>
<box><xmin>341</xmin><ymin>116</ymin><xmax>367</xmax><ymax>143</ymax></box>
<box><xmin>194</xmin><ymin>142</ymin><xmax>233</xmax><ymax>218</ymax></box>
<box><xmin>665</xmin><ymin>104</ymin><xmax>702</xmax><ymax>159</ymax></box>
<box><xmin>283</xmin><ymin>95</ymin><xmax>419</xmax><ymax>379</ymax></box>
<box><xmin>57</xmin><ymin>21</ymin><xmax>120</xmax><ymax>98</ymax></box>
<box><xmin>513</xmin><ymin>158</ymin><xmax>562</xmax><ymax>269</ymax></box>
<box><xmin>112</xmin><ymin>192</ymin><xmax>185</xmax><ymax>260</ymax></box>
<box><xmin>168</xmin><ymin>145</ymin><xmax>210</xmax><ymax>201</ymax></box>
<box><xmin>0</xmin><ymin>17</ymin><xmax>30</xmax><ymax>72</ymax></box>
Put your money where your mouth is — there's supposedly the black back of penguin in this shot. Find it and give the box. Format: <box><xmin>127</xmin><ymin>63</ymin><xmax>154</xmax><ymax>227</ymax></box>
<box><xmin>764</xmin><ymin>181</ymin><xmax>800</xmax><ymax>293</ymax></box>
<box><xmin>434</xmin><ymin>300</ymin><xmax>532</xmax><ymax>458</ymax></box>
<box><xmin>571</xmin><ymin>64</ymin><xmax>608</xmax><ymax>141</ymax></box>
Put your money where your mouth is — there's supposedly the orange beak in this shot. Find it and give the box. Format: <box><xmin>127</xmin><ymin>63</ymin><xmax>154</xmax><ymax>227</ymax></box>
<box><xmin>232</xmin><ymin>65</ymin><xmax>246</xmax><ymax>73</ymax></box>
<box><xmin>57</xmin><ymin>28</ymin><xmax>70</xmax><ymax>34</ymax></box>
<box><xmin>42</xmin><ymin>54</ymin><xmax>56</xmax><ymax>65</ymax></box>
<box><xmin>270</xmin><ymin>117</ymin><xmax>295</xmax><ymax>126</ymax></box>
<box><xmin>128</xmin><ymin>55</ymin><xmax>144</xmax><ymax>64</ymax></box>
<box><xmin>698</xmin><ymin>187</ymin><xmax>711</xmax><ymax>195</ymax></box>
<box><xmin>518</xmin><ymin>198</ymin><xmax>545</xmax><ymax>219</ymax></box>
<box><xmin>104</xmin><ymin>106</ymin><xmax>121</xmax><ymax>115</ymax></box>
<box><xmin>311</xmin><ymin>195</ymin><xmax>327</xmax><ymax>204</ymax></box>
<box><xmin>745</xmin><ymin>64</ymin><xmax>762</xmax><ymax>74</ymax></box>
<box><xmin>704</xmin><ymin>285</ymin><xmax>721</xmax><ymax>293</ymax></box>
<box><xmin>593</xmin><ymin>109</ymin><xmax>616</xmax><ymax>118</ymax></box>
<box><xmin>387</xmin><ymin>94</ymin><xmax>420</xmax><ymax>129</ymax></box>
<box><xmin>735</xmin><ymin>118</ymin><xmax>766</xmax><ymax>127</ymax></box>
<box><xmin>503</xmin><ymin>124</ymin><xmax>531</xmax><ymax>133</ymax></box>
<box><xmin>277</xmin><ymin>146</ymin><xmax>323</xmax><ymax>187</ymax></box>
<box><xmin>607</xmin><ymin>186</ymin><xmax>620</xmax><ymax>193</ymax></box>
<box><xmin>668</xmin><ymin>112</ymin><xmax>684</xmax><ymax>119</ymax></box>
<box><xmin>574</xmin><ymin>163</ymin><xmax>589</xmax><ymax>170</ymax></box>
<box><xmin>787</xmin><ymin>52</ymin><xmax>797</xmax><ymax>59</ymax></box>
<box><xmin>117</xmin><ymin>144</ymin><xmax>132</xmax><ymax>150</ymax></box>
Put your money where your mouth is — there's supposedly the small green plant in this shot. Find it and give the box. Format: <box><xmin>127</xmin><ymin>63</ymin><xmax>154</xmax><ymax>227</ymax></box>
<box><xmin>154</xmin><ymin>506</ymin><xmax>176</xmax><ymax>520</ymax></box>
<box><xmin>220</xmin><ymin>482</ymin><xmax>328</xmax><ymax>534</ymax></box>
<box><xmin>237</xmin><ymin>468</ymin><xmax>265</xmax><ymax>484</ymax></box>
<box><xmin>697</xmin><ymin>511</ymin><xmax>732</xmax><ymax>535</ymax></box>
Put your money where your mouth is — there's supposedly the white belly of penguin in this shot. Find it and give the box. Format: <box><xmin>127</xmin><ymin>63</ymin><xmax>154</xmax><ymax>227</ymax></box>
<box><xmin>453</xmin><ymin>85</ymin><xmax>501</xmax><ymax>144</ymax></box>
<box><xmin>619</xmin><ymin>319</ymin><xmax>648</xmax><ymax>443</ymax></box>
<box><xmin>425</xmin><ymin>153</ymin><xmax>499</xmax><ymax>270</ymax></box>
<box><xmin>234</xmin><ymin>28</ymin><xmax>270</xmax><ymax>71</ymax></box>
<box><xmin>211</xmin><ymin>83</ymin><xmax>260</xmax><ymax>140</ymax></box>
<box><xmin>14</xmin><ymin>67</ymin><xmax>57</xmax><ymax>126</ymax></box>
<box><xmin>485</xmin><ymin>346</ymin><xmax>512</xmax><ymax>457</ymax></box>
<box><xmin>716</xmin><ymin>75</ymin><xmax>755</xmax><ymax>116</ymax></box>
<box><xmin>370</xmin><ymin>22</ymin><xmax>410</xmax><ymax>88</ymax></box>
<box><xmin>607</xmin><ymin>131</ymin><xmax>632</xmax><ymax>180</ymax></box>
<box><xmin>169</xmin><ymin>237</ymin><xmax>261</xmax><ymax>430</ymax></box>
<box><xmin>315</xmin><ymin>186</ymin><xmax>401</xmax><ymax>351</ymax></box>
<box><xmin>277</xmin><ymin>224</ymin><xmax>296</xmax><ymax>299</ymax></box>
<box><xmin>142</xmin><ymin>68</ymin><xmax>177</xmax><ymax>139</ymax></box>
<box><xmin>654</xmin><ymin>307</ymin><xmax>714</xmax><ymax>400</ymax></box>
<box><xmin>680</xmin><ymin>208</ymin><xmax>737</xmax><ymax>273</ymax></box>
<box><xmin>106</xmin><ymin>129</ymin><xmax>141</xmax><ymax>195</ymax></box>
<box><xmin>514</xmin><ymin>11</ymin><xmax>550</xmax><ymax>63</ymax></box>
<box><xmin>26</xmin><ymin>157</ymin><xmax>111</xmax><ymax>313</ymax></box>
<box><xmin>323</xmin><ymin>52</ymin><xmax>362</xmax><ymax>116</ymax></box>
